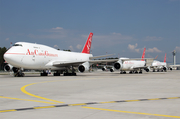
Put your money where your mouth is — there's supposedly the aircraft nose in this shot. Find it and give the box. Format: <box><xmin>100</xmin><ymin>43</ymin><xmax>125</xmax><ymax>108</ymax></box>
<box><xmin>3</xmin><ymin>53</ymin><xmax>11</xmax><ymax>62</ymax></box>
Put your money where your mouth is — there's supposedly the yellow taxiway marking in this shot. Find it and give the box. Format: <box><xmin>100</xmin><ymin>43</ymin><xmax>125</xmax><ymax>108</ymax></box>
<box><xmin>0</xmin><ymin>96</ymin><xmax>56</xmax><ymax>104</ymax></box>
<box><xmin>168</xmin><ymin>97</ymin><xmax>179</xmax><ymax>99</ymax></box>
<box><xmin>0</xmin><ymin>109</ymin><xmax>16</xmax><ymax>113</ymax></box>
<box><xmin>34</xmin><ymin>106</ymin><xmax>55</xmax><ymax>109</ymax></box>
<box><xmin>82</xmin><ymin>107</ymin><xmax>180</xmax><ymax>118</ymax></box>
<box><xmin>21</xmin><ymin>81</ymin><xmax>64</xmax><ymax>103</ymax></box>
<box><xmin>100</xmin><ymin>101</ymin><xmax>116</xmax><ymax>104</ymax></box>
<box><xmin>20</xmin><ymin>78</ymin><xmax>101</xmax><ymax>104</ymax></box>
<box><xmin>68</xmin><ymin>103</ymin><xmax>87</xmax><ymax>106</ymax></box>
<box><xmin>125</xmin><ymin>99</ymin><xmax>140</xmax><ymax>102</ymax></box>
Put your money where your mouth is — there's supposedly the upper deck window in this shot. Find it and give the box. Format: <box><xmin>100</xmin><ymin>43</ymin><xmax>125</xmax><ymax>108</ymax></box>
<box><xmin>13</xmin><ymin>44</ymin><xmax>23</xmax><ymax>46</ymax></box>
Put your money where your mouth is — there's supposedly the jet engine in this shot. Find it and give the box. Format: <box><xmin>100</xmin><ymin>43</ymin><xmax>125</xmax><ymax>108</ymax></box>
<box><xmin>144</xmin><ymin>67</ymin><xmax>150</xmax><ymax>72</ymax></box>
<box><xmin>114</xmin><ymin>61</ymin><xmax>122</xmax><ymax>70</ymax></box>
<box><xmin>102</xmin><ymin>66</ymin><xmax>107</xmax><ymax>71</ymax></box>
<box><xmin>163</xmin><ymin>67</ymin><xmax>167</xmax><ymax>71</ymax></box>
<box><xmin>78</xmin><ymin>62</ymin><xmax>90</xmax><ymax>73</ymax></box>
<box><xmin>4</xmin><ymin>64</ymin><xmax>18</xmax><ymax>73</ymax></box>
<box><xmin>110</xmin><ymin>68</ymin><xmax>114</xmax><ymax>72</ymax></box>
<box><xmin>4</xmin><ymin>64</ymin><xmax>13</xmax><ymax>72</ymax></box>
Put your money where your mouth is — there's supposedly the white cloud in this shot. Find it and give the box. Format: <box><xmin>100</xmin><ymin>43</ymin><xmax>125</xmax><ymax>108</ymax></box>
<box><xmin>128</xmin><ymin>43</ymin><xmax>140</xmax><ymax>53</ymax></box>
<box><xmin>146</xmin><ymin>47</ymin><xmax>162</xmax><ymax>53</ymax></box>
<box><xmin>128</xmin><ymin>43</ymin><xmax>138</xmax><ymax>50</ymax></box>
<box><xmin>52</xmin><ymin>27</ymin><xmax>63</xmax><ymax>30</ymax></box>
<box><xmin>28</xmin><ymin>27</ymin><xmax>67</xmax><ymax>39</ymax></box>
<box><xmin>5</xmin><ymin>38</ymin><xmax>9</xmax><ymax>41</ymax></box>
<box><xmin>76</xmin><ymin>44</ymin><xmax>82</xmax><ymax>49</ymax></box>
<box><xmin>145</xmin><ymin>36</ymin><xmax>163</xmax><ymax>41</ymax></box>
<box><xmin>54</xmin><ymin>45</ymin><xmax>58</xmax><ymax>48</ymax></box>
<box><xmin>112</xmin><ymin>32</ymin><xmax>122</xmax><ymax>35</ymax></box>
<box><xmin>83</xmin><ymin>32</ymin><xmax>134</xmax><ymax>47</ymax></box>
<box><xmin>175</xmin><ymin>46</ymin><xmax>180</xmax><ymax>51</ymax></box>
<box><xmin>69</xmin><ymin>46</ymin><xmax>74</xmax><ymax>51</ymax></box>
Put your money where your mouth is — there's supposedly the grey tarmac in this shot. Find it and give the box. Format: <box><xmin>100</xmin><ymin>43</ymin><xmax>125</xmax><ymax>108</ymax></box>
<box><xmin>0</xmin><ymin>70</ymin><xmax>180</xmax><ymax>119</ymax></box>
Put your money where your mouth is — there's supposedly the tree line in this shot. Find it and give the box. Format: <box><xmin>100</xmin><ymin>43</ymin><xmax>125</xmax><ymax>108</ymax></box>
<box><xmin>0</xmin><ymin>47</ymin><xmax>7</xmax><ymax>71</ymax></box>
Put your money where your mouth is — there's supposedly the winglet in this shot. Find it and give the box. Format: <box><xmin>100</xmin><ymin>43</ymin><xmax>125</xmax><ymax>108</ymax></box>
<box><xmin>141</xmin><ymin>48</ymin><xmax>146</xmax><ymax>61</ymax></box>
<box><xmin>164</xmin><ymin>53</ymin><xmax>167</xmax><ymax>62</ymax></box>
<box><xmin>81</xmin><ymin>32</ymin><xmax>93</xmax><ymax>54</ymax></box>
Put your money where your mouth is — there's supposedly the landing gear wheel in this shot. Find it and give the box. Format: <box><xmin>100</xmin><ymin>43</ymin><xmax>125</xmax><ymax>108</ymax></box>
<box><xmin>14</xmin><ymin>72</ymin><xmax>25</xmax><ymax>77</ymax></box>
<box><xmin>40</xmin><ymin>73</ymin><xmax>48</xmax><ymax>76</ymax></box>
<box><xmin>63</xmin><ymin>73</ymin><xmax>76</xmax><ymax>76</ymax></box>
<box><xmin>54</xmin><ymin>73</ymin><xmax>60</xmax><ymax>76</ymax></box>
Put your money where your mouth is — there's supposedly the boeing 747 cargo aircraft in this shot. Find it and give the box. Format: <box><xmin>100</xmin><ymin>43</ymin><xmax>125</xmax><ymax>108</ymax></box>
<box><xmin>4</xmin><ymin>33</ymin><xmax>114</xmax><ymax>77</ymax></box>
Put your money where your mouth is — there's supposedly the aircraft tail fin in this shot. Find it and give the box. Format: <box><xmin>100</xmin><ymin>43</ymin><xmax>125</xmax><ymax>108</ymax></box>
<box><xmin>141</xmin><ymin>48</ymin><xmax>146</xmax><ymax>61</ymax></box>
<box><xmin>155</xmin><ymin>55</ymin><xmax>158</xmax><ymax>59</ymax></box>
<box><xmin>81</xmin><ymin>32</ymin><xmax>93</xmax><ymax>54</ymax></box>
<box><xmin>164</xmin><ymin>53</ymin><xmax>167</xmax><ymax>62</ymax></box>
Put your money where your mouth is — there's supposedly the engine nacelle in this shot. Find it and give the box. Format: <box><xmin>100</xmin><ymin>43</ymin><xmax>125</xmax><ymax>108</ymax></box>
<box><xmin>4</xmin><ymin>64</ymin><xmax>13</xmax><ymax>72</ymax></box>
<box><xmin>4</xmin><ymin>64</ymin><xmax>18</xmax><ymax>73</ymax></box>
<box><xmin>163</xmin><ymin>67</ymin><xmax>167</xmax><ymax>71</ymax></box>
<box><xmin>144</xmin><ymin>67</ymin><xmax>150</xmax><ymax>72</ymax></box>
<box><xmin>110</xmin><ymin>68</ymin><xmax>114</xmax><ymax>72</ymax></box>
<box><xmin>102</xmin><ymin>66</ymin><xmax>107</xmax><ymax>71</ymax></box>
<box><xmin>78</xmin><ymin>62</ymin><xmax>90</xmax><ymax>73</ymax></box>
<box><xmin>114</xmin><ymin>61</ymin><xmax>122</xmax><ymax>70</ymax></box>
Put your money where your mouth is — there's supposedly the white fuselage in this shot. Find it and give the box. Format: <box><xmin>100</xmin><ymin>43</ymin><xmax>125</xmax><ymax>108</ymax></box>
<box><xmin>152</xmin><ymin>60</ymin><xmax>167</xmax><ymax>69</ymax></box>
<box><xmin>4</xmin><ymin>42</ymin><xmax>92</xmax><ymax>70</ymax></box>
<box><xmin>119</xmin><ymin>58</ymin><xmax>145</xmax><ymax>71</ymax></box>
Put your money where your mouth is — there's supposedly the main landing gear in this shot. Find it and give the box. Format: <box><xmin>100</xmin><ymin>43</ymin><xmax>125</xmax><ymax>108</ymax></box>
<box><xmin>40</xmin><ymin>71</ymin><xmax>48</xmax><ymax>76</ymax></box>
<box><xmin>40</xmin><ymin>66</ymin><xmax>77</xmax><ymax>76</ymax></box>
<box><xmin>63</xmin><ymin>68</ymin><xmax>76</xmax><ymax>76</ymax></box>
<box><xmin>14</xmin><ymin>69</ymin><xmax>25</xmax><ymax>77</ymax></box>
<box><xmin>120</xmin><ymin>70</ymin><xmax>143</xmax><ymax>74</ymax></box>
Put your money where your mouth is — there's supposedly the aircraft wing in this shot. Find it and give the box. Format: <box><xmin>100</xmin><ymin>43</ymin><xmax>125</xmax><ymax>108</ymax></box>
<box><xmin>121</xmin><ymin>58</ymin><xmax>154</xmax><ymax>61</ymax></box>
<box><xmin>52</xmin><ymin>59</ymin><xmax>118</xmax><ymax>67</ymax></box>
<box><xmin>169</xmin><ymin>64</ymin><xmax>180</xmax><ymax>67</ymax></box>
<box><xmin>89</xmin><ymin>54</ymin><xmax>115</xmax><ymax>60</ymax></box>
<box><xmin>145</xmin><ymin>59</ymin><xmax>154</xmax><ymax>67</ymax></box>
<box><xmin>89</xmin><ymin>59</ymin><xmax>118</xmax><ymax>63</ymax></box>
<box><xmin>53</xmin><ymin>61</ymin><xmax>87</xmax><ymax>67</ymax></box>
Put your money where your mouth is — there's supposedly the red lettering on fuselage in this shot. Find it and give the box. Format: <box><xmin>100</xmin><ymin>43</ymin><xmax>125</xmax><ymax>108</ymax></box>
<box><xmin>124</xmin><ymin>61</ymin><xmax>134</xmax><ymax>64</ymax></box>
<box><xmin>26</xmin><ymin>49</ymin><xmax>58</xmax><ymax>57</ymax></box>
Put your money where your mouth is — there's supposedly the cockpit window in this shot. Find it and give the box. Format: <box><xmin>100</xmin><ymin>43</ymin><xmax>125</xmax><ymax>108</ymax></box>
<box><xmin>13</xmin><ymin>44</ymin><xmax>23</xmax><ymax>46</ymax></box>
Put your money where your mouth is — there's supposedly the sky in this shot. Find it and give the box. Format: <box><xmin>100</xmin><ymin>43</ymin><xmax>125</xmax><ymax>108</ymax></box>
<box><xmin>0</xmin><ymin>0</ymin><xmax>180</xmax><ymax>64</ymax></box>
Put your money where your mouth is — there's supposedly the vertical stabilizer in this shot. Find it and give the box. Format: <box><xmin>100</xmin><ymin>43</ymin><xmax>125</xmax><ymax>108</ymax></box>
<box><xmin>81</xmin><ymin>32</ymin><xmax>93</xmax><ymax>54</ymax></box>
<box><xmin>141</xmin><ymin>48</ymin><xmax>146</xmax><ymax>61</ymax></box>
<box><xmin>164</xmin><ymin>53</ymin><xmax>167</xmax><ymax>62</ymax></box>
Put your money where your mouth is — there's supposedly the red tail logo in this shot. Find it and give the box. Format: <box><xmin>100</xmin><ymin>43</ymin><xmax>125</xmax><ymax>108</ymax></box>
<box><xmin>81</xmin><ymin>32</ymin><xmax>93</xmax><ymax>54</ymax></box>
<box><xmin>164</xmin><ymin>53</ymin><xmax>166</xmax><ymax>62</ymax></box>
<box><xmin>141</xmin><ymin>48</ymin><xmax>146</xmax><ymax>61</ymax></box>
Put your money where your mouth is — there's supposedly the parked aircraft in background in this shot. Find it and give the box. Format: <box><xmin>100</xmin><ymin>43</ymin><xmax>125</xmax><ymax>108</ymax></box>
<box><xmin>150</xmin><ymin>53</ymin><xmax>168</xmax><ymax>72</ymax></box>
<box><xmin>3</xmin><ymin>32</ymin><xmax>114</xmax><ymax>77</ymax></box>
<box><xmin>169</xmin><ymin>64</ymin><xmax>180</xmax><ymax>70</ymax></box>
<box><xmin>100</xmin><ymin>48</ymin><xmax>154</xmax><ymax>74</ymax></box>
<box><xmin>114</xmin><ymin>48</ymin><xmax>154</xmax><ymax>74</ymax></box>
